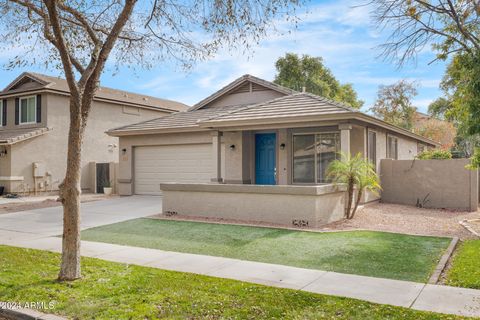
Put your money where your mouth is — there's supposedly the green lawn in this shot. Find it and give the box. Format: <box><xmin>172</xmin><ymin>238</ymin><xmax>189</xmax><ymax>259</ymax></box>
<box><xmin>81</xmin><ymin>218</ymin><xmax>451</xmax><ymax>282</ymax></box>
<box><xmin>0</xmin><ymin>245</ymin><xmax>465</xmax><ymax>319</ymax></box>
<box><xmin>446</xmin><ymin>240</ymin><xmax>480</xmax><ymax>289</ymax></box>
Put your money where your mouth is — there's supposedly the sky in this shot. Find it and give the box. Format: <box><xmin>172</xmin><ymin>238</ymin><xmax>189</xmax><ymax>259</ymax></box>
<box><xmin>0</xmin><ymin>0</ymin><xmax>448</xmax><ymax>113</ymax></box>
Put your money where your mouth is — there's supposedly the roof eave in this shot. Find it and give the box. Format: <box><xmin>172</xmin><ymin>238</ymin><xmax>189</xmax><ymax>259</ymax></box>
<box><xmin>0</xmin><ymin>88</ymin><xmax>183</xmax><ymax>113</ymax></box>
<box><xmin>2</xmin><ymin>72</ymin><xmax>50</xmax><ymax>92</ymax></box>
<box><xmin>199</xmin><ymin>113</ymin><xmax>439</xmax><ymax>147</ymax></box>
<box><xmin>107</xmin><ymin>126</ymin><xmax>209</xmax><ymax>137</ymax></box>
<box><xmin>0</xmin><ymin>127</ymin><xmax>53</xmax><ymax>145</ymax></box>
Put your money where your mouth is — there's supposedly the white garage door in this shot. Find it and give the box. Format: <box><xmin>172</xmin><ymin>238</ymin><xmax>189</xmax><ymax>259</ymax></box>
<box><xmin>134</xmin><ymin>144</ymin><xmax>212</xmax><ymax>195</ymax></box>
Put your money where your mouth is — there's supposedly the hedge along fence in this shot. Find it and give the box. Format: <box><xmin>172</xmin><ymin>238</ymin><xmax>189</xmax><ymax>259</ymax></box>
<box><xmin>380</xmin><ymin>158</ymin><xmax>478</xmax><ymax>212</ymax></box>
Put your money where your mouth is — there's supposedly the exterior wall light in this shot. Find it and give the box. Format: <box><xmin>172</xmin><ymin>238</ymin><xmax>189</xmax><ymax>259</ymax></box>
<box><xmin>121</xmin><ymin>148</ymin><xmax>127</xmax><ymax>155</ymax></box>
<box><xmin>0</xmin><ymin>148</ymin><xmax>7</xmax><ymax>158</ymax></box>
<box><xmin>229</xmin><ymin>144</ymin><xmax>236</xmax><ymax>150</ymax></box>
<box><xmin>280</xmin><ymin>143</ymin><xmax>286</xmax><ymax>150</ymax></box>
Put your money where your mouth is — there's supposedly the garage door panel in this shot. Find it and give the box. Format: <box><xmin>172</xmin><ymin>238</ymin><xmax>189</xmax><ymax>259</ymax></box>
<box><xmin>134</xmin><ymin>144</ymin><xmax>212</xmax><ymax>195</ymax></box>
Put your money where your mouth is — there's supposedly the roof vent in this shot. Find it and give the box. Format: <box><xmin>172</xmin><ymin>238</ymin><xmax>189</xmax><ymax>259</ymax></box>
<box><xmin>143</xmin><ymin>97</ymin><xmax>148</xmax><ymax>101</ymax></box>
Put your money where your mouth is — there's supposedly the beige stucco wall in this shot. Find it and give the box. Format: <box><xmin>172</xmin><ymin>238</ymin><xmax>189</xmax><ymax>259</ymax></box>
<box><xmin>5</xmin><ymin>93</ymin><xmax>167</xmax><ymax>194</ymax></box>
<box><xmin>161</xmin><ymin>183</ymin><xmax>346</xmax><ymax>227</ymax></box>
<box><xmin>115</xmin><ymin>118</ymin><xmax>431</xmax><ymax>197</ymax></box>
<box><xmin>380</xmin><ymin>158</ymin><xmax>478</xmax><ymax>211</ymax></box>
<box><xmin>361</xmin><ymin>127</ymin><xmax>421</xmax><ymax>202</ymax></box>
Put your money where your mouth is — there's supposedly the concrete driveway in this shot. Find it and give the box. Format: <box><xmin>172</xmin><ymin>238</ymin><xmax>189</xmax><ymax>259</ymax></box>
<box><xmin>0</xmin><ymin>196</ymin><xmax>161</xmax><ymax>243</ymax></box>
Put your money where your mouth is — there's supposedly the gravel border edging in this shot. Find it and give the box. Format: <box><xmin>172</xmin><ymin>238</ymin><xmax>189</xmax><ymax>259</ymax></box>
<box><xmin>0</xmin><ymin>306</ymin><xmax>66</xmax><ymax>320</ymax></box>
<box><xmin>428</xmin><ymin>236</ymin><xmax>459</xmax><ymax>284</ymax></box>
<box><xmin>459</xmin><ymin>219</ymin><xmax>480</xmax><ymax>237</ymax></box>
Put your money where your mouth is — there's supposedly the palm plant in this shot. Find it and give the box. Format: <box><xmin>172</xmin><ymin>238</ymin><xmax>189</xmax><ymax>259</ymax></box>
<box><xmin>327</xmin><ymin>152</ymin><xmax>381</xmax><ymax>219</ymax></box>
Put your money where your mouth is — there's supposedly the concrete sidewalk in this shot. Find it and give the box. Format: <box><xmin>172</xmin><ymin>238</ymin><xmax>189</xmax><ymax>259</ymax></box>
<box><xmin>1</xmin><ymin>235</ymin><xmax>479</xmax><ymax>318</ymax></box>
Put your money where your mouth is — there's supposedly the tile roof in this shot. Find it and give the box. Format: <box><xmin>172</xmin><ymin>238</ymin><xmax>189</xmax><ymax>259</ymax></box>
<box><xmin>1</xmin><ymin>72</ymin><xmax>188</xmax><ymax>112</ymax></box>
<box><xmin>200</xmin><ymin>92</ymin><xmax>357</xmax><ymax>123</ymax></box>
<box><xmin>108</xmin><ymin>105</ymin><xmax>245</xmax><ymax>134</ymax></box>
<box><xmin>0</xmin><ymin>127</ymin><xmax>52</xmax><ymax>145</ymax></box>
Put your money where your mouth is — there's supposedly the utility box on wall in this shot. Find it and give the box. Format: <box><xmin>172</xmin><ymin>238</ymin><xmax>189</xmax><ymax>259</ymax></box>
<box><xmin>33</xmin><ymin>162</ymin><xmax>46</xmax><ymax>178</ymax></box>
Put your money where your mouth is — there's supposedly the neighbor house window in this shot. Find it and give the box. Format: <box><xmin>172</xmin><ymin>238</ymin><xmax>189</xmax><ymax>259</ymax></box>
<box><xmin>293</xmin><ymin>132</ymin><xmax>340</xmax><ymax>184</ymax></box>
<box><xmin>20</xmin><ymin>96</ymin><xmax>36</xmax><ymax>124</ymax></box>
<box><xmin>387</xmin><ymin>135</ymin><xmax>398</xmax><ymax>159</ymax></box>
<box><xmin>367</xmin><ymin>130</ymin><xmax>376</xmax><ymax>168</ymax></box>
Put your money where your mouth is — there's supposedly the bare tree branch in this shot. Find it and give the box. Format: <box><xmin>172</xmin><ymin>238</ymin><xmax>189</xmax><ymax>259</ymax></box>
<box><xmin>43</xmin><ymin>0</ymin><xmax>79</xmax><ymax>99</ymax></box>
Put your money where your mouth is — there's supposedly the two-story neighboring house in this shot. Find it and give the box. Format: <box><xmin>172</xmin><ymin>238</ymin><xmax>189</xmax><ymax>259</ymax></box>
<box><xmin>0</xmin><ymin>72</ymin><xmax>187</xmax><ymax>194</ymax></box>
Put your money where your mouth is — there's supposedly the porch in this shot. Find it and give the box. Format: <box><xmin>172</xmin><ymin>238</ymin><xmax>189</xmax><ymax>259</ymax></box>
<box><xmin>160</xmin><ymin>183</ymin><xmax>346</xmax><ymax>228</ymax></box>
<box><xmin>210</xmin><ymin>123</ymin><xmax>364</xmax><ymax>186</ymax></box>
<box><xmin>160</xmin><ymin>123</ymin><xmax>364</xmax><ymax>227</ymax></box>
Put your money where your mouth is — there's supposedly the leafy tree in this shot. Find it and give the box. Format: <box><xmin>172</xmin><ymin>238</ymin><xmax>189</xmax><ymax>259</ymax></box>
<box><xmin>273</xmin><ymin>53</ymin><xmax>364</xmax><ymax>109</ymax></box>
<box><xmin>370</xmin><ymin>0</ymin><xmax>480</xmax><ymax>157</ymax></box>
<box><xmin>370</xmin><ymin>80</ymin><xmax>418</xmax><ymax>130</ymax></box>
<box><xmin>327</xmin><ymin>153</ymin><xmax>381</xmax><ymax>220</ymax></box>
<box><xmin>370</xmin><ymin>0</ymin><xmax>479</xmax><ymax>65</ymax></box>
<box><xmin>428</xmin><ymin>97</ymin><xmax>451</xmax><ymax>121</ymax></box>
<box><xmin>413</xmin><ymin>118</ymin><xmax>457</xmax><ymax>150</ymax></box>
<box><xmin>434</xmin><ymin>54</ymin><xmax>480</xmax><ymax>157</ymax></box>
<box><xmin>0</xmin><ymin>0</ymin><xmax>301</xmax><ymax>281</ymax></box>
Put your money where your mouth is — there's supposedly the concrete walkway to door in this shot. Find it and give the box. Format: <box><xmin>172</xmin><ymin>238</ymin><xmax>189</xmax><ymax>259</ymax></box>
<box><xmin>1</xmin><ymin>196</ymin><xmax>479</xmax><ymax>318</ymax></box>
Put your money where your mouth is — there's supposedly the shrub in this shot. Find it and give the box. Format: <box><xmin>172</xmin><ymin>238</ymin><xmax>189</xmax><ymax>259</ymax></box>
<box><xmin>417</xmin><ymin>149</ymin><xmax>452</xmax><ymax>160</ymax></box>
<box><xmin>466</xmin><ymin>148</ymin><xmax>480</xmax><ymax>169</ymax></box>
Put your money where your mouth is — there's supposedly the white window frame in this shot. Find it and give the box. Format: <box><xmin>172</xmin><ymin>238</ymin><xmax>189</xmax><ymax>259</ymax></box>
<box><xmin>367</xmin><ymin>129</ymin><xmax>377</xmax><ymax>169</ymax></box>
<box><xmin>0</xmin><ymin>100</ymin><xmax>3</xmax><ymax>127</ymax></box>
<box><xmin>386</xmin><ymin>134</ymin><xmax>398</xmax><ymax>160</ymax></box>
<box><xmin>19</xmin><ymin>95</ymin><xmax>37</xmax><ymax>125</ymax></box>
<box><xmin>292</xmin><ymin>131</ymin><xmax>340</xmax><ymax>185</ymax></box>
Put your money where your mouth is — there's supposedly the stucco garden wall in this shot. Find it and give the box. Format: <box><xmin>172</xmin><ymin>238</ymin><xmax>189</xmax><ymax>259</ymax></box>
<box><xmin>380</xmin><ymin>158</ymin><xmax>478</xmax><ymax>211</ymax></box>
<box><xmin>161</xmin><ymin>183</ymin><xmax>347</xmax><ymax>227</ymax></box>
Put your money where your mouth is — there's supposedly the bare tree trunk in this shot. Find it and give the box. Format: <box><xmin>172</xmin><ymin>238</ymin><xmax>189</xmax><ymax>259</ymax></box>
<box><xmin>58</xmin><ymin>98</ymin><xmax>84</xmax><ymax>281</ymax></box>
<box><xmin>350</xmin><ymin>188</ymin><xmax>363</xmax><ymax>219</ymax></box>
<box><xmin>345</xmin><ymin>178</ymin><xmax>354</xmax><ymax>219</ymax></box>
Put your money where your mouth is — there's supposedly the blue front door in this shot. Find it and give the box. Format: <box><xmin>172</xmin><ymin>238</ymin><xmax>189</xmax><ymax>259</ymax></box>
<box><xmin>255</xmin><ymin>133</ymin><xmax>276</xmax><ymax>185</ymax></box>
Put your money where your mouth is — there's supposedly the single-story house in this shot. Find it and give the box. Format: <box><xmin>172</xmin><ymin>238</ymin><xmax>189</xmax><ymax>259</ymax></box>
<box><xmin>0</xmin><ymin>72</ymin><xmax>187</xmax><ymax>194</ymax></box>
<box><xmin>109</xmin><ymin>74</ymin><xmax>438</xmax><ymax>227</ymax></box>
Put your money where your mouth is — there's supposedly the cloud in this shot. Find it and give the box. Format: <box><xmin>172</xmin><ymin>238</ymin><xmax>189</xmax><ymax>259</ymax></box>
<box><xmin>110</xmin><ymin>0</ymin><xmax>446</xmax><ymax>110</ymax></box>
<box><xmin>413</xmin><ymin>98</ymin><xmax>434</xmax><ymax>111</ymax></box>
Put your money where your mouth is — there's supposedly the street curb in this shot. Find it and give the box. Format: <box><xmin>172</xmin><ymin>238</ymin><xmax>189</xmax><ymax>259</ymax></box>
<box><xmin>0</xmin><ymin>306</ymin><xmax>66</xmax><ymax>320</ymax></box>
<box><xmin>428</xmin><ymin>236</ymin><xmax>459</xmax><ymax>284</ymax></box>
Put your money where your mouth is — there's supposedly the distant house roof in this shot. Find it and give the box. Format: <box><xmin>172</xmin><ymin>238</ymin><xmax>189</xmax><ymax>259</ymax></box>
<box><xmin>0</xmin><ymin>127</ymin><xmax>52</xmax><ymax>145</ymax></box>
<box><xmin>189</xmin><ymin>74</ymin><xmax>296</xmax><ymax>111</ymax></box>
<box><xmin>0</xmin><ymin>72</ymin><xmax>188</xmax><ymax>112</ymax></box>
